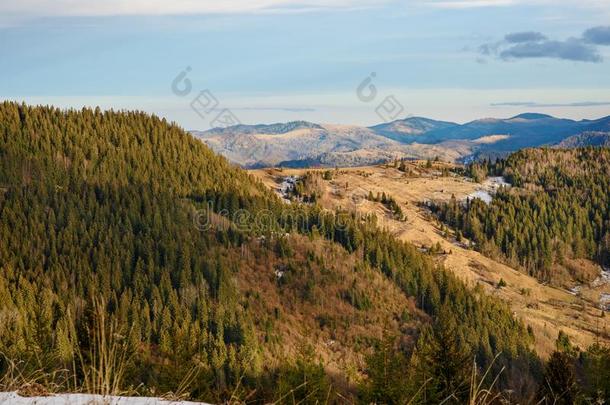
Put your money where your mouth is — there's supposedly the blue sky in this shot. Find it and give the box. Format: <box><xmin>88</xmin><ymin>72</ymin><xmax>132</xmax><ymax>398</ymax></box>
<box><xmin>1</xmin><ymin>0</ymin><xmax>610</xmax><ymax>129</ymax></box>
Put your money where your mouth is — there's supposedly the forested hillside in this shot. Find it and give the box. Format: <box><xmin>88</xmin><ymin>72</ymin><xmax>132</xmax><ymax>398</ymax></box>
<box><xmin>0</xmin><ymin>102</ymin><xmax>607</xmax><ymax>403</ymax></box>
<box><xmin>432</xmin><ymin>147</ymin><xmax>610</xmax><ymax>282</ymax></box>
<box><xmin>557</xmin><ymin>131</ymin><xmax>610</xmax><ymax>148</ymax></box>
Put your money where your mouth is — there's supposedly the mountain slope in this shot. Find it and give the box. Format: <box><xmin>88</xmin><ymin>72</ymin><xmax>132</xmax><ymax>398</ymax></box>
<box><xmin>419</xmin><ymin>113</ymin><xmax>580</xmax><ymax>146</ymax></box>
<box><xmin>433</xmin><ymin>147</ymin><xmax>610</xmax><ymax>281</ymax></box>
<box><xmin>581</xmin><ymin>115</ymin><xmax>610</xmax><ymax>132</ymax></box>
<box><xmin>0</xmin><ymin>102</ymin><xmax>537</xmax><ymax>402</ymax></box>
<box><xmin>202</xmin><ymin>120</ymin><xmax>323</xmax><ymax>136</ymax></box>
<box><xmin>194</xmin><ymin>113</ymin><xmax>610</xmax><ymax>168</ymax></box>
<box><xmin>194</xmin><ymin>122</ymin><xmax>421</xmax><ymax>168</ymax></box>
<box><xmin>557</xmin><ymin>131</ymin><xmax>610</xmax><ymax>148</ymax></box>
<box><xmin>370</xmin><ymin>116</ymin><xmax>458</xmax><ymax>142</ymax></box>
<box><xmin>254</xmin><ymin>163</ymin><xmax>610</xmax><ymax>357</ymax></box>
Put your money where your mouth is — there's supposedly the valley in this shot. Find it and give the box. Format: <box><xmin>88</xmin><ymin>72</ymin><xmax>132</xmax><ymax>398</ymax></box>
<box><xmin>252</xmin><ymin>161</ymin><xmax>610</xmax><ymax>357</ymax></box>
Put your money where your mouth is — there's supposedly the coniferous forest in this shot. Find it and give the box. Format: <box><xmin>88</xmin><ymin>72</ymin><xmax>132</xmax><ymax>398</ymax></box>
<box><xmin>0</xmin><ymin>102</ymin><xmax>609</xmax><ymax>403</ymax></box>
<box><xmin>432</xmin><ymin>148</ymin><xmax>610</xmax><ymax>282</ymax></box>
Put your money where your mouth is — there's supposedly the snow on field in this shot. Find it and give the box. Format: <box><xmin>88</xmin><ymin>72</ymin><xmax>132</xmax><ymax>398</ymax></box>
<box><xmin>601</xmin><ymin>292</ymin><xmax>610</xmax><ymax>311</ymax></box>
<box><xmin>466</xmin><ymin>176</ymin><xmax>510</xmax><ymax>204</ymax></box>
<box><xmin>0</xmin><ymin>392</ymin><xmax>211</xmax><ymax>405</ymax></box>
<box><xmin>278</xmin><ymin>175</ymin><xmax>298</xmax><ymax>202</ymax></box>
<box><xmin>590</xmin><ymin>266</ymin><xmax>610</xmax><ymax>310</ymax></box>
<box><xmin>592</xmin><ymin>266</ymin><xmax>610</xmax><ymax>288</ymax></box>
<box><xmin>468</xmin><ymin>190</ymin><xmax>494</xmax><ymax>204</ymax></box>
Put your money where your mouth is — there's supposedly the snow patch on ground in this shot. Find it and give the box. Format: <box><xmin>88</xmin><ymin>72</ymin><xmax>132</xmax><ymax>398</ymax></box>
<box><xmin>278</xmin><ymin>176</ymin><xmax>298</xmax><ymax>203</ymax></box>
<box><xmin>568</xmin><ymin>285</ymin><xmax>581</xmax><ymax>296</ymax></box>
<box><xmin>466</xmin><ymin>176</ymin><xmax>510</xmax><ymax>205</ymax></box>
<box><xmin>592</xmin><ymin>266</ymin><xmax>610</xmax><ymax>288</ymax></box>
<box><xmin>468</xmin><ymin>190</ymin><xmax>494</xmax><ymax>204</ymax></box>
<box><xmin>570</xmin><ymin>266</ymin><xmax>610</xmax><ymax>309</ymax></box>
<box><xmin>0</xmin><ymin>392</ymin><xmax>210</xmax><ymax>405</ymax></box>
<box><xmin>601</xmin><ymin>293</ymin><xmax>610</xmax><ymax>311</ymax></box>
<box><xmin>591</xmin><ymin>266</ymin><xmax>610</xmax><ymax>310</ymax></box>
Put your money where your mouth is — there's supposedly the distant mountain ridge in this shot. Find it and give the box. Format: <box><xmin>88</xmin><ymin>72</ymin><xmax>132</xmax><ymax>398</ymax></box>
<box><xmin>192</xmin><ymin>123</ymin><xmax>450</xmax><ymax>168</ymax></box>
<box><xmin>582</xmin><ymin>116</ymin><xmax>610</xmax><ymax>132</ymax></box>
<box><xmin>370</xmin><ymin>116</ymin><xmax>459</xmax><ymax>142</ymax></box>
<box><xmin>203</xmin><ymin>120</ymin><xmax>323</xmax><ymax>136</ymax></box>
<box><xmin>414</xmin><ymin>114</ymin><xmax>583</xmax><ymax>145</ymax></box>
<box><xmin>193</xmin><ymin>113</ymin><xmax>610</xmax><ymax>168</ymax></box>
<box><xmin>557</xmin><ymin>131</ymin><xmax>610</xmax><ymax>148</ymax></box>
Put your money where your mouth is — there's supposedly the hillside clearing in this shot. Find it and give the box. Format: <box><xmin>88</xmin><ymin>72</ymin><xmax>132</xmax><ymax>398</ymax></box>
<box><xmin>252</xmin><ymin>162</ymin><xmax>610</xmax><ymax>357</ymax></box>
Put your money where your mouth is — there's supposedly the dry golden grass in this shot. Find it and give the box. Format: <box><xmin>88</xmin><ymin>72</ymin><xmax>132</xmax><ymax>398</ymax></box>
<box><xmin>233</xmin><ymin>235</ymin><xmax>426</xmax><ymax>391</ymax></box>
<box><xmin>252</xmin><ymin>161</ymin><xmax>610</xmax><ymax>357</ymax></box>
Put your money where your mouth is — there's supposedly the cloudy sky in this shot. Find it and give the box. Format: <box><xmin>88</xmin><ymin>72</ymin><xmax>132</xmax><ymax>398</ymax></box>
<box><xmin>1</xmin><ymin>0</ymin><xmax>610</xmax><ymax>128</ymax></box>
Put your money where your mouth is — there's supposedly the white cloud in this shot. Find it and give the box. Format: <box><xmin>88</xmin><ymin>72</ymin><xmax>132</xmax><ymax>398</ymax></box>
<box><xmin>422</xmin><ymin>0</ymin><xmax>609</xmax><ymax>9</ymax></box>
<box><xmin>0</xmin><ymin>0</ymin><xmax>387</xmax><ymax>17</ymax></box>
<box><xmin>2</xmin><ymin>0</ymin><xmax>607</xmax><ymax>18</ymax></box>
<box><xmin>424</xmin><ymin>0</ymin><xmax>517</xmax><ymax>8</ymax></box>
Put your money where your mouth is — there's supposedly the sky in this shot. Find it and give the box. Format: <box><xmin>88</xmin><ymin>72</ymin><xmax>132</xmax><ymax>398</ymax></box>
<box><xmin>1</xmin><ymin>0</ymin><xmax>610</xmax><ymax>129</ymax></box>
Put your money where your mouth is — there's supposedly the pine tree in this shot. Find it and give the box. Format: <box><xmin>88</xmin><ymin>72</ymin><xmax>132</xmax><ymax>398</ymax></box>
<box><xmin>411</xmin><ymin>310</ymin><xmax>471</xmax><ymax>403</ymax></box>
<box><xmin>541</xmin><ymin>351</ymin><xmax>578</xmax><ymax>405</ymax></box>
<box><xmin>360</xmin><ymin>334</ymin><xmax>410</xmax><ymax>404</ymax></box>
